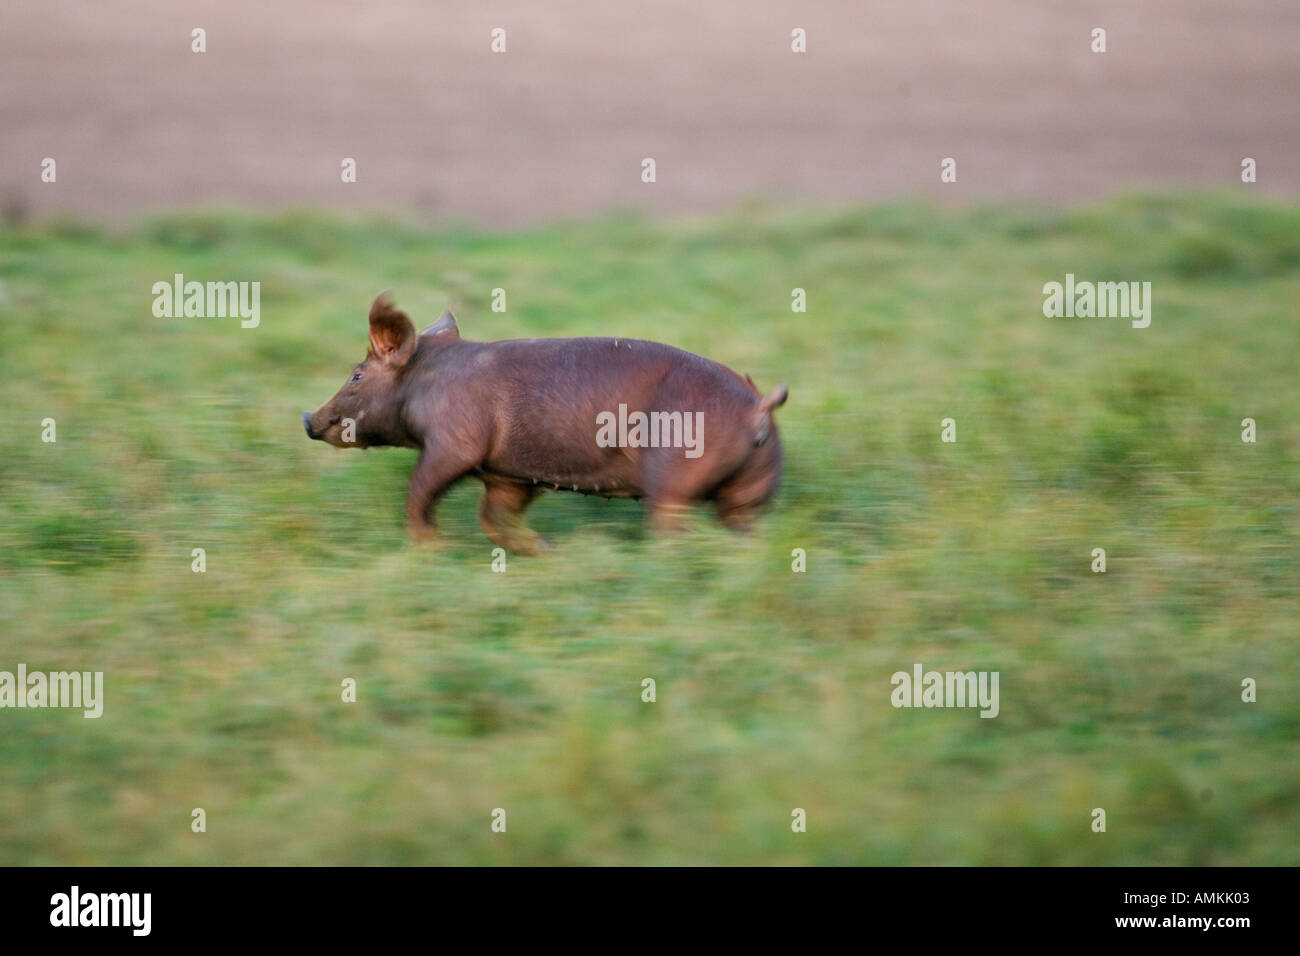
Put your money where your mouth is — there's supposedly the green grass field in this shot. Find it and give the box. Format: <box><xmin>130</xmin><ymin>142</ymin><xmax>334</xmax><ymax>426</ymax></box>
<box><xmin>1</xmin><ymin>193</ymin><xmax>1297</xmax><ymax>864</ymax></box>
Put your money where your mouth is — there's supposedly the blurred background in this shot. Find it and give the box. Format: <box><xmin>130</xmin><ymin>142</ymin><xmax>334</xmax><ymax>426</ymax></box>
<box><xmin>4</xmin><ymin>0</ymin><xmax>1299</xmax><ymax>224</ymax></box>
<box><xmin>0</xmin><ymin>1</ymin><xmax>1297</xmax><ymax>865</ymax></box>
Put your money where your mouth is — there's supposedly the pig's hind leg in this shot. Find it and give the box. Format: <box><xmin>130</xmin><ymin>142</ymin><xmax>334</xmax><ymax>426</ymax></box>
<box><xmin>478</xmin><ymin>479</ymin><xmax>548</xmax><ymax>555</ymax></box>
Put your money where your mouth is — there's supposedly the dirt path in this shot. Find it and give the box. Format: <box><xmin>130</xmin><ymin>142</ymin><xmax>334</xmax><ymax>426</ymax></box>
<box><xmin>3</xmin><ymin>0</ymin><xmax>1297</xmax><ymax>225</ymax></box>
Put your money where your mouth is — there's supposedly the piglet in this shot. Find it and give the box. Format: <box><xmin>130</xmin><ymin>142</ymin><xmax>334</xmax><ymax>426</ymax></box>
<box><xmin>304</xmin><ymin>294</ymin><xmax>787</xmax><ymax>553</ymax></box>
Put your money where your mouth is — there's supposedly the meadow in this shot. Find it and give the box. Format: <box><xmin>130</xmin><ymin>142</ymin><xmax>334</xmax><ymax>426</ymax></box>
<box><xmin>1</xmin><ymin>193</ymin><xmax>1297</xmax><ymax>864</ymax></box>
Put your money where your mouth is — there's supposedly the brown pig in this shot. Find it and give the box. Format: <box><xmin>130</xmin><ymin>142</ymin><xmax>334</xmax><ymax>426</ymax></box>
<box><xmin>303</xmin><ymin>293</ymin><xmax>788</xmax><ymax>554</ymax></box>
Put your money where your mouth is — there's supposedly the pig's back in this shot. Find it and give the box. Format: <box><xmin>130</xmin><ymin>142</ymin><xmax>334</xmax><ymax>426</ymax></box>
<box><xmin>482</xmin><ymin>336</ymin><xmax>756</xmax><ymax>412</ymax></box>
<box><xmin>451</xmin><ymin>336</ymin><xmax>764</xmax><ymax>493</ymax></box>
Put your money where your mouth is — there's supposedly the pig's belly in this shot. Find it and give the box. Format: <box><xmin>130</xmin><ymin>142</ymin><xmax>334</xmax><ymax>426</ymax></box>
<box><xmin>478</xmin><ymin>449</ymin><xmax>645</xmax><ymax>499</ymax></box>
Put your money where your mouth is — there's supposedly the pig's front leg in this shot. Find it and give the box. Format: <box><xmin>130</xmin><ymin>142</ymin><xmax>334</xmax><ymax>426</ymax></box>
<box><xmin>406</xmin><ymin>444</ymin><xmax>472</xmax><ymax>545</ymax></box>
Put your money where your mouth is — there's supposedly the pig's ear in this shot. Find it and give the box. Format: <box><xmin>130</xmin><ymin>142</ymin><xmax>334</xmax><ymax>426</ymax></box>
<box><xmin>368</xmin><ymin>293</ymin><xmax>417</xmax><ymax>367</ymax></box>
<box><xmin>421</xmin><ymin>310</ymin><xmax>460</xmax><ymax>340</ymax></box>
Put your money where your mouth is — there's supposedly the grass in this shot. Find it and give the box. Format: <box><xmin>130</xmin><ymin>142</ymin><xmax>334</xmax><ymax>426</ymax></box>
<box><xmin>0</xmin><ymin>192</ymin><xmax>1297</xmax><ymax>864</ymax></box>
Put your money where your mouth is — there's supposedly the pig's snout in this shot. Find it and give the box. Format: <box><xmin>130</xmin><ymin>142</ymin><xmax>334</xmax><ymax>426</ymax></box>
<box><xmin>304</xmin><ymin>410</ymin><xmax>343</xmax><ymax>441</ymax></box>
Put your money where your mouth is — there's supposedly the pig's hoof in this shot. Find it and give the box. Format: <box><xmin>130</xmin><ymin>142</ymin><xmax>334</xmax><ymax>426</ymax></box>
<box><xmin>507</xmin><ymin>531</ymin><xmax>551</xmax><ymax>556</ymax></box>
<box><xmin>409</xmin><ymin>524</ymin><xmax>441</xmax><ymax>547</ymax></box>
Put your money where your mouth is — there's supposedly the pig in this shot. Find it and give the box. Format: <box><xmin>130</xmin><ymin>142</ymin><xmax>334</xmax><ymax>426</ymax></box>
<box><xmin>303</xmin><ymin>293</ymin><xmax>788</xmax><ymax>554</ymax></box>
